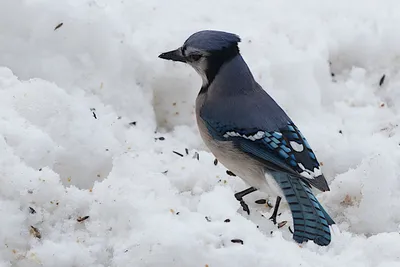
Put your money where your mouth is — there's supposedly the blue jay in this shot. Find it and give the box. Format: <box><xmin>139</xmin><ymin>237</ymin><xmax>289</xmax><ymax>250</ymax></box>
<box><xmin>159</xmin><ymin>30</ymin><xmax>335</xmax><ymax>246</ymax></box>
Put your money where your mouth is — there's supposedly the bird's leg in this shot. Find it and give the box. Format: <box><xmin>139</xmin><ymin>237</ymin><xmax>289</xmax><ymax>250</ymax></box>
<box><xmin>269</xmin><ymin>196</ymin><xmax>282</xmax><ymax>225</ymax></box>
<box><xmin>234</xmin><ymin>187</ymin><xmax>257</xmax><ymax>215</ymax></box>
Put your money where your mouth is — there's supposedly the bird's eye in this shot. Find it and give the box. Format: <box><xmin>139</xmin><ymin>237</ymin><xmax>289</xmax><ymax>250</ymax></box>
<box><xmin>189</xmin><ymin>54</ymin><xmax>202</xmax><ymax>61</ymax></box>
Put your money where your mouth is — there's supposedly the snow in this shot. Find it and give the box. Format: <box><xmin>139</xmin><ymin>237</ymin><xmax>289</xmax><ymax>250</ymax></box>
<box><xmin>1</xmin><ymin>0</ymin><xmax>400</xmax><ymax>266</ymax></box>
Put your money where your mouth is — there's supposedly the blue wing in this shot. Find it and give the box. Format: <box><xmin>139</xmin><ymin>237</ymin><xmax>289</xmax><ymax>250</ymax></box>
<box><xmin>203</xmin><ymin>119</ymin><xmax>330</xmax><ymax>192</ymax></box>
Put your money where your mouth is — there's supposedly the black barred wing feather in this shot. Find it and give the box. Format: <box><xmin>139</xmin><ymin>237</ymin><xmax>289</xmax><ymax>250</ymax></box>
<box><xmin>217</xmin><ymin>122</ymin><xmax>330</xmax><ymax>192</ymax></box>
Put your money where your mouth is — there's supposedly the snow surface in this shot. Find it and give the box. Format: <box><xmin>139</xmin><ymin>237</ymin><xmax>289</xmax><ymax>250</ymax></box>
<box><xmin>1</xmin><ymin>0</ymin><xmax>400</xmax><ymax>266</ymax></box>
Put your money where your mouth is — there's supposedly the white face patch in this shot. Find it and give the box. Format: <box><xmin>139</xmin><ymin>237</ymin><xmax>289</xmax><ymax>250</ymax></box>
<box><xmin>223</xmin><ymin>131</ymin><xmax>265</xmax><ymax>141</ymax></box>
<box><xmin>182</xmin><ymin>47</ymin><xmax>211</xmax><ymax>87</ymax></box>
<box><xmin>290</xmin><ymin>141</ymin><xmax>304</xmax><ymax>152</ymax></box>
<box><xmin>190</xmin><ymin>58</ymin><xmax>209</xmax><ymax>87</ymax></box>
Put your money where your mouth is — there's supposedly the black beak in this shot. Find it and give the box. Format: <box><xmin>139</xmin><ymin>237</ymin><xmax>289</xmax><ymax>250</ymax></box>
<box><xmin>158</xmin><ymin>48</ymin><xmax>186</xmax><ymax>63</ymax></box>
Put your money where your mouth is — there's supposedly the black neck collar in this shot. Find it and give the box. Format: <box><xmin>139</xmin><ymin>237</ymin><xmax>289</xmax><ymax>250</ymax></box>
<box><xmin>199</xmin><ymin>45</ymin><xmax>240</xmax><ymax>94</ymax></box>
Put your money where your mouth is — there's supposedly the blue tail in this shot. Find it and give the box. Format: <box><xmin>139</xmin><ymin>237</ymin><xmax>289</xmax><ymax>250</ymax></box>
<box><xmin>272</xmin><ymin>172</ymin><xmax>335</xmax><ymax>246</ymax></box>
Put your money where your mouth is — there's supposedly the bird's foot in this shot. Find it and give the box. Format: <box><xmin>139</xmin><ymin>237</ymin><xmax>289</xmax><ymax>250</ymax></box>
<box><xmin>269</xmin><ymin>196</ymin><xmax>282</xmax><ymax>225</ymax></box>
<box><xmin>234</xmin><ymin>187</ymin><xmax>257</xmax><ymax>215</ymax></box>
<box><xmin>239</xmin><ymin>199</ymin><xmax>250</xmax><ymax>215</ymax></box>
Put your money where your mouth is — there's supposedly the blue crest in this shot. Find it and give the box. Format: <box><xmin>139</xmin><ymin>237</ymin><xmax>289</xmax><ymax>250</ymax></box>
<box><xmin>184</xmin><ymin>30</ymin><xmax>241</xmax><ymax>52</ymax></box>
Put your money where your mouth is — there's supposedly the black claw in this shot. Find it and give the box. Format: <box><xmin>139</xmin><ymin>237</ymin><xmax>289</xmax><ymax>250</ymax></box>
<box><xmin>234</xmin><ymin>187</ymin><xmax>257</xmax><ymax>215</ymax></box>
<box><xmin>269</xmin><ymin>196</ymin><xmax>282</xmax><ymax>225</ymax></box>
<box><xmin>240</xmin><ymin>200</ymin><xmax>250</xmax><ymax>215</ymax></box>
<box><xmin>269</xmin><ymin>214</ymin><xmax>277</xmax><ymax>225</ymax></box>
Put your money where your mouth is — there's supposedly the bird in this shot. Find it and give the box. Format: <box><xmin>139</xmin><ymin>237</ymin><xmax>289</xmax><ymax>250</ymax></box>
<box><xmin>158</xmin><ymin>30</ymin><xmax>335</xmax><ymax>246</ymax></box>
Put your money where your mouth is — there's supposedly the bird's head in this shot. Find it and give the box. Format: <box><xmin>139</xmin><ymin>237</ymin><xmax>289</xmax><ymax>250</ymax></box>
<box><xmin>159</xmin><ymin>30</ymin><xmax>241</xmax><ymax>87</ymax></box>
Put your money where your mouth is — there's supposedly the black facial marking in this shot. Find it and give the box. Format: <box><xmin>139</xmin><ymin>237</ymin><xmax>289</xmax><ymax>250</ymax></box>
<box><xmin>199</xmin><ymin>44</ymin><xmax>240</xmax><ymax>94</ymax></box>
<box><xmin>181</xmin><ymin>45</ymin><xmax>187</xmax><ymax>57</ymax></box>
<box><xmin>189</xmin><ymin>54</ymin><xmax>202</xmax><ymax>62</ymax></box>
